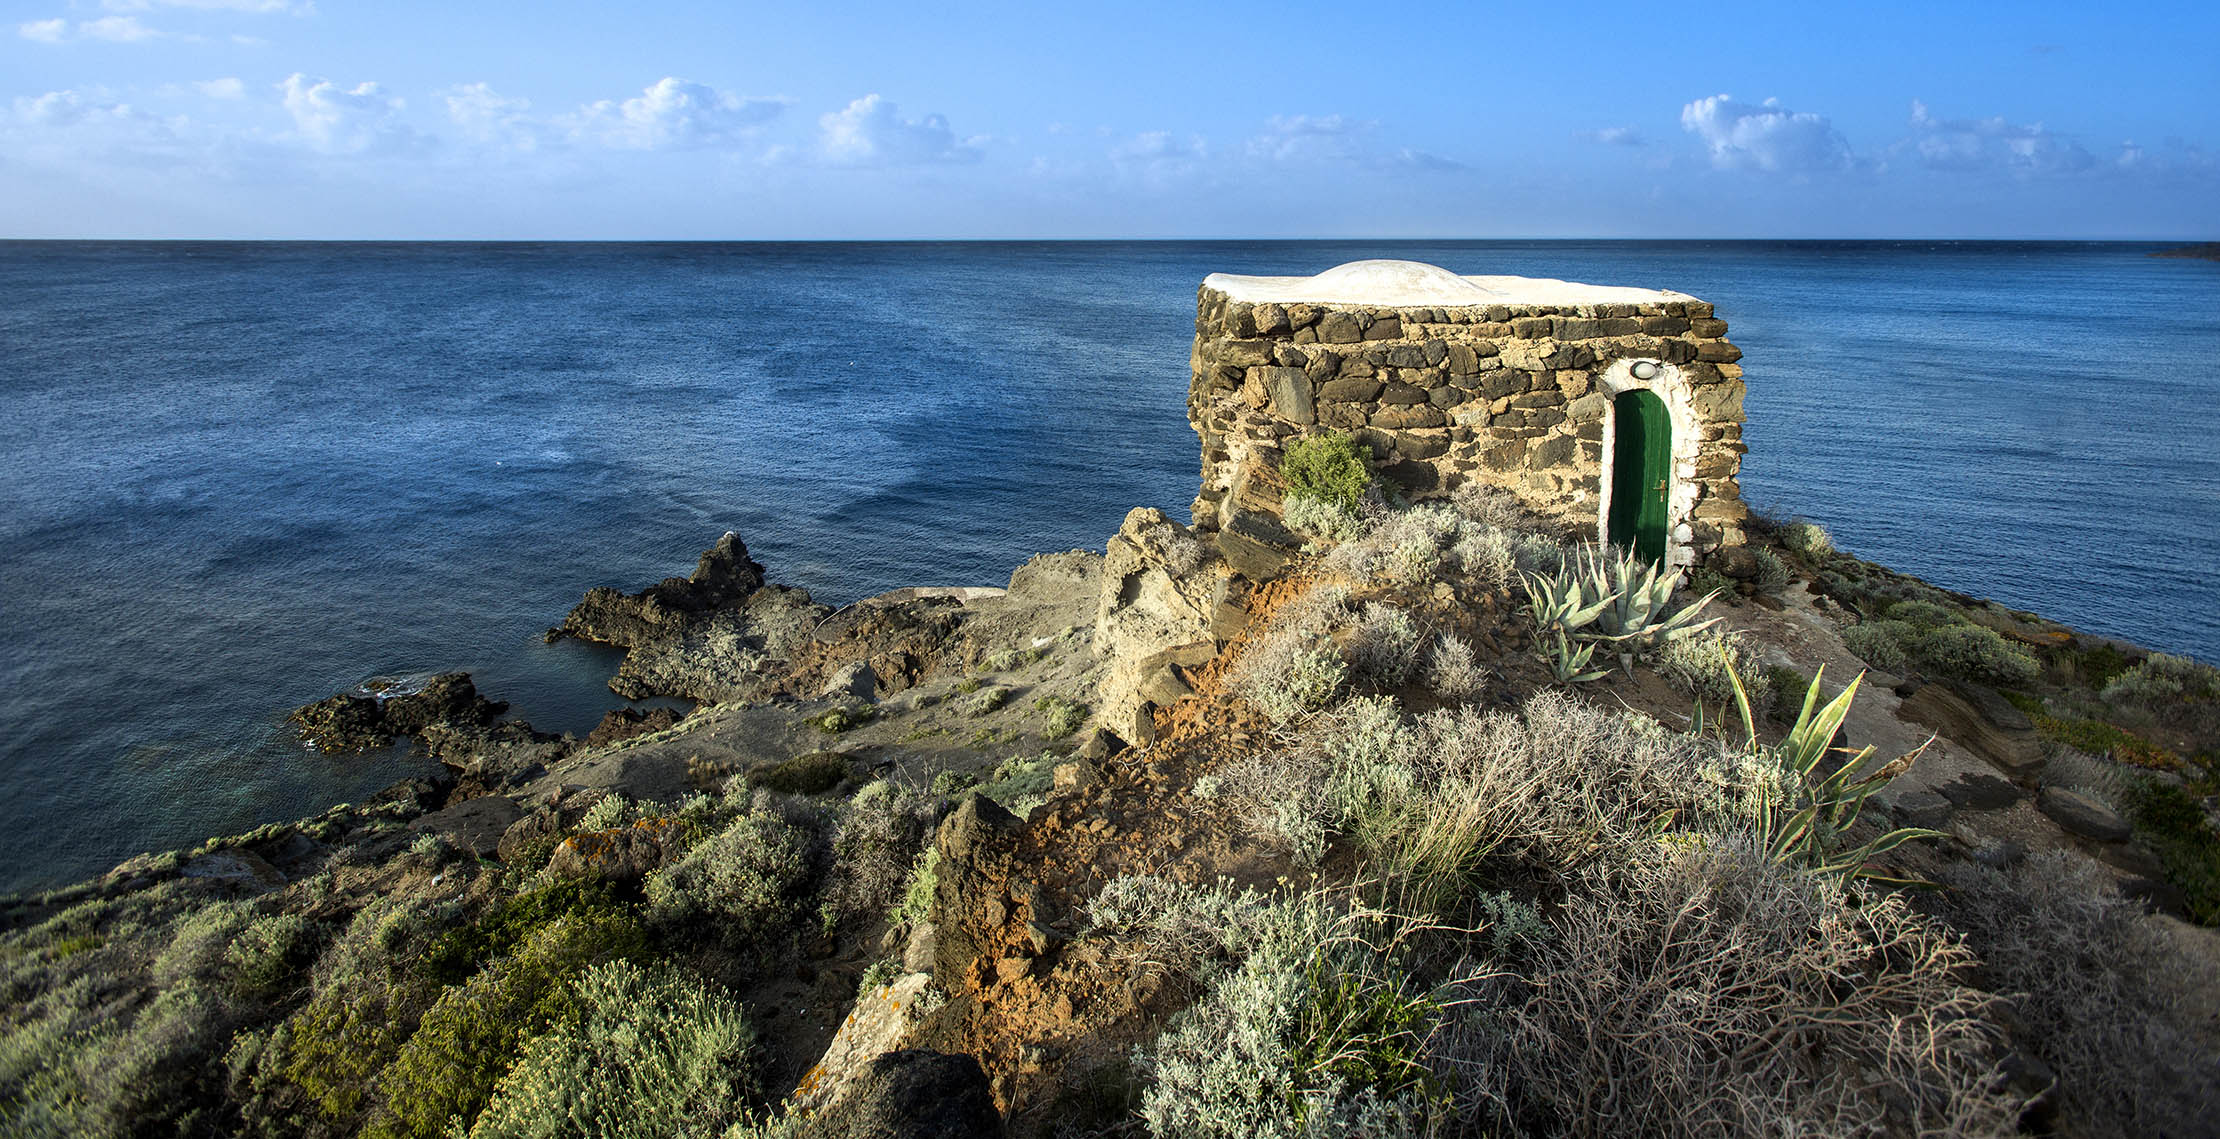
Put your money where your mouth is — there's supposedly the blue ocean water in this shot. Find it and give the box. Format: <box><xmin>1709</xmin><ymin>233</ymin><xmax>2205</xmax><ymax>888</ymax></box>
<box><xmin>2</xmin><ymin>240</ymin><xmax>2215</xmax><ymax>892</ymax></box>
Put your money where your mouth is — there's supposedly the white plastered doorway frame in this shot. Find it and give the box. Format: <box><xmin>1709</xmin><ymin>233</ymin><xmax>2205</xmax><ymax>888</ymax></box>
<box><xmin>1595</xmin><ymin>358</ymin><xmax>1702</xmax><ymax>573</ymax></box>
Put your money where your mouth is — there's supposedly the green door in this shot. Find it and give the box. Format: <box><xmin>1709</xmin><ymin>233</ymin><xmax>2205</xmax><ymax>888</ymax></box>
<box><xmin>1608</xmin><ymin>390</ymin><xmax>1671</xmax><ymax>564</ymax></box>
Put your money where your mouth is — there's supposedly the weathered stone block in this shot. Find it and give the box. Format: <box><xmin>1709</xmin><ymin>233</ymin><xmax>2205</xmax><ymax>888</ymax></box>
<box><xmin>1386</xmin><ymin>345</ymin><xmax>1430</xmax><ymax>368</ymax></box>
<box><xmin>1320</xmin><ymin>403</ymin><xmax>1366</xmax><ymax>429</ymax></box>
<box><xmin>1554</xmin><ymin>317</ymin><xmax>1639</xmax><ymax>339</ymax></box>
<box><xmin>1317</xmin><ymin>311</ymin><xmax>1363</xmax><ymax>344</ymax></box>
<box><xmin>1220</xmin><ymin>339</ymin><xmax>1274</xmax><ymax>367</ymax></box>
<box><xmin>1696</xmin><ymin>340</ymin><xmax>1742</xmax><ymax>363</ymax></box>
<box><xmin>1304</xmin><ymin>352</ymin><xmax>1339</xmax><ymax>382</ymax></box>
<box><xmin>1262</xmin><ymin>368</ymin><xmax>1313</xmax><ymax>425</ymax></box>
<box><xmin>1395</xmin><ymin>431</ymin><xmax>1450</xmax><ymax>459</ymax></box>
<box><xmin>1693</xmin><ymin>382</ymin><xmax>1745</xmax><ymax>420</ymax></box>
<box><xmin>1318</xmin><ymin>377</ymin><xmax>1383</xmax><ymax>403</ymax></box>
<box><xmin>1427</xmin><ymin>386</ymin><xmax>1468</xmax><ymax>408</ymax></box>
<box><xmin>1362</xmin><ymin>315</ymin><xmax>1402</xmax><ymax>341</ymax></box>
<box><xmin>1372</xmin><ymin>404</ymin><xmax>1446</xmax><ymax>429</ymax></box>
<box><xmin>1639</xmin><ymin>315</ymin><xmax>1691</xmax><ymax>335</ymax></box>
<box><xmin>1511</xmin><ymin>317</ymin><xmax>1553</xmax><ymax>338</ymax></box>
<box><xmin>1254</xmin><ymin>303</ymin><xmax>1291</xmax><ymax>336</ymax></box>
<box><xmin>1690</xmin><ymin>317</ymin><xmax>1728</xmax><ymax>338</ymax></box>
<box><xmin>1380</xmin><ymin>458</ymin><xmax>1439</xmax><ymax>491</ymax></box>
<box><xmin>1509</xmin><ymin>391</ymin><xmax>1565</xmax><ymax>409</ymax></box>
<box><xmin>1338</xmin><ymin>358</ymin><xmax>1375</xmax><ymax>379</ymax></box>
<box><xmin>1378</xmin><ymin>382</ymin><xmax>1428</xmax><ymax>406</ymax></box>
<box><xmin>1528</xmin><ymin>436</ymin><xmax>1574</xmax><ymax>468</ymax></box>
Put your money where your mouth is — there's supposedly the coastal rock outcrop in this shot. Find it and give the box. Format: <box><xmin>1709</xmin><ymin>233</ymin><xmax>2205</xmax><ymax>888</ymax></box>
<box><xmin>289</xmin><ymin>671</ymin><xmax>507</xmax><ymax>753</ymax></box>
<box><xmin>1092</xmin><ymin>508</ymin><xmax>1223</xmax><ymax>743</ymax></box>
<box><xmin>555</xmin><ymin>532</ymin><xmax>834</xmax><ymax>704</ymax></box>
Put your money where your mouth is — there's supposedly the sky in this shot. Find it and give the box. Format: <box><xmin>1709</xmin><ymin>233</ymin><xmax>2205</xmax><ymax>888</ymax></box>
<box><xmin>3</xmin><ymin>0</ymin><xmax>2216</xmax><ymax>239</ymax></box>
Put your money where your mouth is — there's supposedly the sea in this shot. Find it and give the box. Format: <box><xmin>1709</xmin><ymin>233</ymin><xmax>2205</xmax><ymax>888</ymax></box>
<box><xmin>2</xmin><ymin>240</ymin><xmax>2215</xmax><ymax>893</ymax></box>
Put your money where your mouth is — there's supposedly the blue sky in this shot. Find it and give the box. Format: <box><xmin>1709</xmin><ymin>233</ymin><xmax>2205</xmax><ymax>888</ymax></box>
<box><xmin>4</xmin><ymin>0</ymin><xmax>2215</xmax><ymax>239</ymax></box>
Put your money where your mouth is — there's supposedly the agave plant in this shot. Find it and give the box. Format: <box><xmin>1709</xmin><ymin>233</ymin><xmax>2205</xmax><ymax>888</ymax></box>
<box><xmin>1729</xmin><ymin>666</ymin><xmax>1942</xmax><ymax>883</ymax></box>
<box><xmin>1520</xmin><ymin>560</ymin><xmax>1609</xmax><ymax>636</ymax></box>
<box><xmin>1539</xmin><ymin>629</ymin><xmax>1609</xmax><ymax>685</ymax></box>
<box><xmin>1577</xmin><ymin>545</ymin><xmax>1723</xmax><ymax>670</ymax></box>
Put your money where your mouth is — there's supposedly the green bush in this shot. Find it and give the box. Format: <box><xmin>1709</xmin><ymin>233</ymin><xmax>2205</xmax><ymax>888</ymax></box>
<box><xmin>976</xmin><ymin>752</ymin><xmax>1058</xmax><ymax>813</ymax></box>
<box><xmin>578</xmin><ymin>793</ymin><xmax>638</xmax><ymax>832</ymax></box>
<box><xmin>464</xmin><ymin>960</ymin><xmax>760</xmax><ymax>1139</ymax></box>
<box><xmin>2124</xmin><ymin>780</ymin><xmax>2220</xmax><ymax>925</ymax></box>
<box><xmin>644</xmin><ymin>810</ymin><xmax>814</xmax><ymax>949</ymax></box>
<box><xmin>1280</xmin><ymin>431</ymin><xmax>1373</xmax><ymax>514</ymax></box>
<box><xmin>1840</xmin><ymin>620</ymin><xmax>1912</xmax><ymax>673</ymax></box>
<box><xmin>1914</xmin><ymin>624</ymin><xmax>2040</xmax><ymax>687</ymax></box>
<box><xmin>1780</xmin><ymin>521</ymin><xmax>1832</xmax><ymax>555</ymax></box>
<box><xmin>965</xmin><ymin>687</ymin><xmax>1010</xmax><ymax>716</ymax></box>
<box><xmin>2103</xmin><ymin>652</ymin><xmax>2220</xmax><ymax>708</ymax></box>
<box><xmin>368</xmin><ymin>910</ymin><xmax>646</xmax><ymax>1139</ymax></box>
<box><xmin>1886</xmin><ymin>599</ymin><xmax>1958</xmax><ymax>630</ymax></box>
<box><xmin>748</xmin><ymin>751</ymin><xmax>851</xmax><ymax>795</ymax></box>
<box><xmin>225</xmin><ymin>912</ymin><xmax>317</xmax><ymax>999</ymax></box>
<box><xmin>1750</xmin><ymin>548</ymin><xmax>1792</xmax><ymax>593</ymax></box>
<box><xmin>1034</xmin><ymin>696</ymin><xmax>1089</xmax><ymax>739</ymax></box>
<box><xmin>804</xmin><ymin>704</ymin><xmax>875</xmax><ymax>734</ymax></box>
<box><xmin>421</xmin><ymin>878</ymin><xmax>626</xmax><ymax>986</ymax></box>
<box><xmin>1656</xmin><ymin>630</ymin><xmax>1771</xmax><ymax>708</ymax></box>
<box><xmin>888</xmin><ymin>848</ymin><xmax>940</xmax><ymax>928</ymax></box>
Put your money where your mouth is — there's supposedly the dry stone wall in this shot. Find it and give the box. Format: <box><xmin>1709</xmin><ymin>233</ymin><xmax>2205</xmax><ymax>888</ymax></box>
<box><xmin>1186</xmin><ymin>282</ymin><xmax>1750</xmax><ymax>573</ymax></box>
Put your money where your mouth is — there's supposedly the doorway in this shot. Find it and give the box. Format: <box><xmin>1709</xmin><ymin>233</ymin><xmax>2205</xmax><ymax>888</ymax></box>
<box><xmin>1608</xmin><ymin>389</ymin><xmax>1670</xmax><ymax>564</ymax></box>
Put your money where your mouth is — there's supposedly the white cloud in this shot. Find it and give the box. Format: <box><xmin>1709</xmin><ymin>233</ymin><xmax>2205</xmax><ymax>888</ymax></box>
<box><xmin>818</xmin><ymin>94</ymin><xmax>982</xmax><ymax>165</ymax></box>
<box><xmin>279</xmin><ymin>73</ymin><xmax>413</xmax><ymax>154</ymax></box>
<box><xmin>81</xmin><ymin>15</ymin><xmax>161</xmax><ymax>41</ymax></box>
<box><xmin>18</xmin><ymin>18</ymin><xmax>67</xmax><ymax>42</ymax></box>
<box><xmin>1680</xmin><ymin>94</ymin><xmax>1854</xmax><ymax>173</ymax></box>
<box><xmin>1578</xmin><ymin>125</ymin><xmax>1645</xmax><ymax>146</ymax></box>
<box><xmin>102</xmin><ymin>0</ymin><xmax>303</xmax><ymax>12</ymax></box>
<box><xmin>196</xmin><ymin>77</ymin><xmax>244</xmax><ymax>99</ymax></box>
<box><xmin>1243</xmin><ymin>114</ymin><xmax>1464</xmax><ymax>172</ymax></box>
<box><xmin>567</xmin><ymin>77</ymin><xmax>786</xmax><ymax>150</ymax></box>
<box><xmin>1108</xmin><ymin>129</ymin><xmax>1209</xmax><ymax>182</ymax></box>
<box><xmin>1906</xmin><ymin>100</ymin><xmax>2095</xmax><ymax>175</ymax></box>
<box><xmin>444</xmin><ymin>82</ymin><xmax>536</xmax><ymax>149</ymax></box>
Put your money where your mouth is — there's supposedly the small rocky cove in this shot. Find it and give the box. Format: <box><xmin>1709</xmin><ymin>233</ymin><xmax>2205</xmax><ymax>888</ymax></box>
<box><xmin>6</xmin><ymin>270</ymin><xmax>2219</xmax><ymax>1138</ymax></box>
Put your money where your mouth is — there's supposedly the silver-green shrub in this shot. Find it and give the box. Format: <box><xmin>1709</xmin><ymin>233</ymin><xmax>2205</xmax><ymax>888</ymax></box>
<box><xmin>1914</xmin><ymin>624</ymin><xmax>2040</xmax><ymax>687</ymax></box>
<box><xmin>1780</xmin><ymin>521</ymin><xmax>1832</xmax><ymax>555</ymax></box>
<box><xmin>1841</xmin><ymin>619</ymin><xmax>1912</xmax><ymax>673</ymax></box>
<box><xmin>466</xmin><ymin>959</ymin><xmax>760</xmax><ymax>1139</ymax></box>
<box><xmin>1656</xmin><ymin>629</ymin><xmax>1771</xmax><ymax>708</ymax></box>
<box><xmin>2102</xmin><ymin>651</ymin><xmax>2219</xmax><ymax>707</ymax></box>
<box><xmin>1422</xmin><ymin>634</ymin><xmax>1485</xmax><ymax>701</ymax></box>
<box><xmin>645</xmin><ymin>810</ymin><xmax>813</xmax><ymax>947</ymax></box>
<box><xmin>1282</xmin><ymin>493</ymin><xmax>1366</xmax><ymax>544</ymax></box>
<box><xmin>1346</xmin><ymin>603</ymin><xmax>1421</xmax><ymax>687</ymax></box>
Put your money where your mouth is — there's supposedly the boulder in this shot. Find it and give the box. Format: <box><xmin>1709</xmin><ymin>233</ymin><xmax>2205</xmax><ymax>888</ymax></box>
<box><xmin>2038</xmin><ymin>788</ymin><xmax>2132</xmax><ymax>843</ymax></box>
<box><xmin>797</xmin><ymin>1049</ymin><xmax>1002</xmax><ymax>1139</ymax></box>
<box><xmin>556</xmin><ymin>531</ymin><xmax>766</xmax><ymax>649</ymax></box>
<box><xmin>290</xmin><ymin>672</ymin><xmax>507</xmax><ymax>754</ymax></box>
<box><xmin>1896</xmin><ymin>684</ymin><xmax>2047</xmax><ymax>781</ymax></box>
<box><xmin>583</xmin><ymin>705</ymin><xmax>685</xmax><ymax>748</ymax></box>
<box><xmin>544</xmin><ymin>817</ymin><xmax>688</xmax><ymax>885</ymax></box>
<box><xmin>1094</xmin><ymin>508</ymin><xmax>1219</xmax><ymax>746</ymax></box>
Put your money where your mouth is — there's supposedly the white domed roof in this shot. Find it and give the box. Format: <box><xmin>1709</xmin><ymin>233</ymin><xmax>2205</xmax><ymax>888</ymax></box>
<box><xmin>1201</xmin><ymin>259</ymin><xmax>1694</xmax><ymax>308</ymax></box>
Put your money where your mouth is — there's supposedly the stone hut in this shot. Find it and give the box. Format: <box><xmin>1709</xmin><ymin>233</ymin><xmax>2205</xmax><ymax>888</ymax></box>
<box><xmin>1186</xmin><ymin>259</ymin><xmax>1750</xmax><ymax>578</ymax></box>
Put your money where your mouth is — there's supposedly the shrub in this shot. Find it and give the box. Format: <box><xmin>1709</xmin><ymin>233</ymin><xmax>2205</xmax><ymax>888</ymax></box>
<box><xmin>1887</xmin><ymin>599</ymin><xmax>1958</xmax><ymax>630</ymax></box>
<box><xmin>225</xmin><ymin>912</ymin><xmax>317</xmax><ymax>999</ymax></box>
<box><xmin>1258</xmin><ymin>646</ymin><xmax>1347</xmax><ymax>724</ymax></box>
<box><xmin>976</xmin><ymin>752</ymin><xmax>1058</xmax><ymax>814</ymax></box>
<box><xmin>748</xmin><ymin>752</ymin><xmax>850</xmax><ymax>795</ymax></box>
<box><xmin>804</xmin><ymin>704</ymin><xmax>875</xmax><ymax>734</ymax></box>
<box><xmin>1779</xmin><ymin>521</ymin><xmax>1832</xmax><ymax>555</ymax></box>
<box><xmin>1655</xmin><ymin>630</ymin><xmax>1771</xmax><ymax>709</ymax></box>
<box><xmin>578</xmin><ymin>793</ymin><xmax>637</xmax><ymax>833</ymax></box>
<box><xmin>1447</xmin><ymin>839</ymin><xmax>2017</xmax><ymax>1136</ymax></box>
<box><xmin>964</xmin><ymin>687</ymin><xmax>1009</xmax><ymax>716</ymax></box>
<box><xmin>2103</xmin><ymin>651</ymin><xmax>2220</xmax><ymax>707</ymax></box>
<box><xmin>1280</xmin><ymin>431</ymin><xmax>1373</xmax><ymax>514</ymax></box>
<box><xmin>369</xmin><ymin>910</ymin><xmax>646</xmax><ymax>1139</ymax></box>
<box><xmin>2123</xmin><ymin>778</ymin><xmax>2220</xmax><ymax>924</ymax></box>
<box><xmin>983</xmin><ymin>647</ymin><xmax>1045</xmax><ymax>672</ymax></box>
<box><xmin>1913</xmin><ymin>624</ymin><xmax>2040</xmax><ymax>687</ymax></box>
<box><xmin>1937</xmin><ymin>851</ymin><xmax>2215</xmax><ymax>1133</ymax></box>
<box><xmin>421</xmin><ymin>878</ymin><xmax>625</xmax><ymax>986</ymax></box>
<box><xmin>1347</xmin><ymin>603</ymin><xmax>1422</xmax><ymax>688</ymax></box>
<box><xmin>1749</xmin><ymin>547</ymin><xmax>1791</xmax><ymax>593</ymax></box>
<box><xmin>1841</xmin><ymin>619</ymin><xmax>1912</xmax><ymax>673</ymax></box>
<box><xmin>1282</xmin><ymin>493</ymin><xmax>1366</xmax><ymax>543</ymax></box>
<box><xmin>1422</xmin><ymin>634</ymin><xmax>1485</xmax><ymax>701</ymax></box>
<box><xmin>928</xmin><ymin>769</ymin><xmax>975</xmax><ymax>796</ymax></box>
<box><xmin>1447</xmin><ymin>527</ymin><xmax>1516</xmax><ymax>592</ymax></box>
<box><xmin>822</xmin><ymin>782</ymin><xmax>931</xmax><ymax>928</ymax></box>
<box><xmin>1083</xmin><ymin>874</ymin><xmax>1274</xmax><ymax>975</ymax></box>
<box><xmin>888</xmin><ymin>848</ymin><xmax>940</xmax><ymax>927</ymax></box>
<box><xmin>465</xmin><ymin>960</ymin><xmax>759</xmax><ymax>1139</ymax></box>
<box><xmin>645</xmin><ymin>811</ymin><xmax>814</xmax><ymax>949</ymax></box>
<box><xmin>1139</xmin><ymin>891</ymin><xmax>1439</xmax><ymax>1139</ymax></box>
<box><xmin>1033</xmin><ymin>695</ymin><xmax>1089</xmax><ymax>738</ymax></box>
